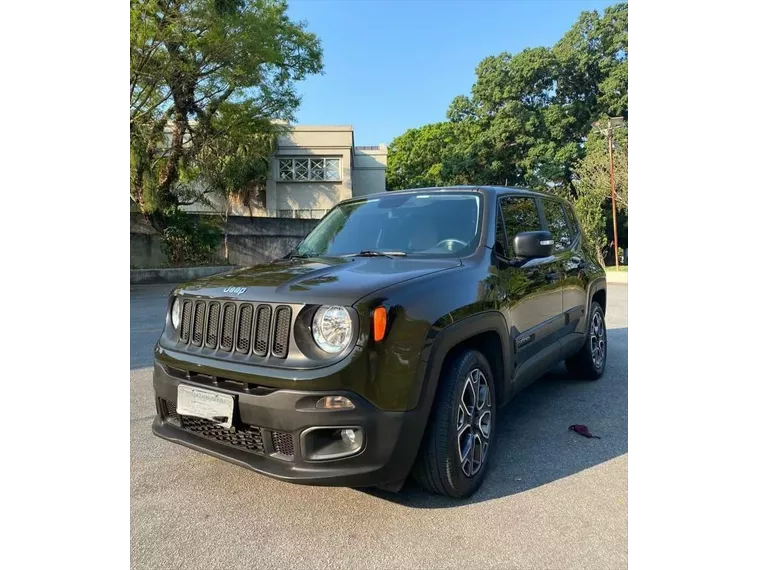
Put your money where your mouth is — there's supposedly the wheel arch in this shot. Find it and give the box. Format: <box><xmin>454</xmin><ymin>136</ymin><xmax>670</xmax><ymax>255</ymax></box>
<box><xmin>587</xmin><ymin>276</ymin><xmax>607</xmax><ymax>326</ymax></box>
<box><xmin>418</xmin><ymin>311</ymin><xmax>513</xmax><ymax>411</ymax></box>
<box><xmin>591</xmin><ymin>284</ymin><xmax>607</xmax><ymax>314</ymax></box>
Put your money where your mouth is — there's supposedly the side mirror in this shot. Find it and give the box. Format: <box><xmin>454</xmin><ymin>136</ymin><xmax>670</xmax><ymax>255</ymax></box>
<box><xmin>513</xmin><ymin>231</ymin><xmax>554</xmax><ymax>258</ymax></box>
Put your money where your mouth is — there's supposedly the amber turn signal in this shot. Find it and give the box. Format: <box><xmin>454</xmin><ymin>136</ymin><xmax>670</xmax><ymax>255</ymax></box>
<box><xmin>372</xmin><ymin>306</ymin><xmax>387</xmax><ymax>342</ymax></box>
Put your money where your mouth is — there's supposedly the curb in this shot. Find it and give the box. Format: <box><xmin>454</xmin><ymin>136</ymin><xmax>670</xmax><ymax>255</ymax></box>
<box><xmin>605</xmin><ymin>271</ymin><xmax>628</xmax><ymax>284</ymax></box>
<box><xmin>131</xmin><ymin>265</ymin><xmax>237</xmax><ymax>284</ymax></box>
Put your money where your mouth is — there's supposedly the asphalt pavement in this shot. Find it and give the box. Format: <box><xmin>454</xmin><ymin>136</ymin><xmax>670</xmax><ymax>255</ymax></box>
<box><xmin>131</xmin><ymin>283</ymin><xmax>627</xmax><ymax>570</ymax></box>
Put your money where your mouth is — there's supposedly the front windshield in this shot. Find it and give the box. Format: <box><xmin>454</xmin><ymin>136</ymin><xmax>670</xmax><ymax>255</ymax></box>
<box><xmin>294</xmin><ymin>192</ymin><xmax>482</xmax><ymax>257</ymax></box>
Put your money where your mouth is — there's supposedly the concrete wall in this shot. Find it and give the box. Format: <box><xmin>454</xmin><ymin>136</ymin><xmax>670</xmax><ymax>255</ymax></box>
<box><xmin>130</xmin><ymin>213</ymin><xmax>318</xmax><ymax>268</ymax></box>
<box><xmin>222</xmin><ymin>216</ymin><xmax>318</xmax><ymax>266</ymax></box>
<box><xmin>179</xmin><ymin>189</ymin><xmax>273</xmax><ymax>217</ymax></box>
<box><xmin>352</xmin><ymin>145</ymin><xmax>388</xmax><ymax>197</ymax></box>
<box><xmin>131</xmin><ymin>212</ymin><xmax>169</xmax><ymax>267</ymax></box>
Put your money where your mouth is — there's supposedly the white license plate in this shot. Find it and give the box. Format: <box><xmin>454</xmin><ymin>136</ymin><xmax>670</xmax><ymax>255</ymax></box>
<box><xmin>176</xmin><ymin>385</ymin><xmax>234</xmax><ymax>429</ymax></box>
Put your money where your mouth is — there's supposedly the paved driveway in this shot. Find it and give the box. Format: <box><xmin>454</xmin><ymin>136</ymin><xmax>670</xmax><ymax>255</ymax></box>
<box><xmin>131</xmin><ymin>283</ymin><xmax>627</xmax><ymax>570</ymax></box>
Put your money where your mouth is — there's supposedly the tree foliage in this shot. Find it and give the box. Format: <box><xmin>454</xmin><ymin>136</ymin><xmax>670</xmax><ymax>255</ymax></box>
<box><xmin>573</xmin><ymin>128</ymin><xmax>628</xmax><ymax>260</ymax></box>
<box><xmin>386</xmin><ymin>122</ymin><xmax>480</xmax><ymax>190</ymax></box>
<box><xmin>385</xmin><ymin>3</ymin><xmax>628</xmax><ymax>248</ymax></box>
<box><xmin>130</xmin><ymin>0</ymin><xmax>323</xmax><ymax>222</ymax></box>
<box><xmin>160</xmin><ymin>207</ymin><xmax>223</xmax><ymax>265</ymax></box>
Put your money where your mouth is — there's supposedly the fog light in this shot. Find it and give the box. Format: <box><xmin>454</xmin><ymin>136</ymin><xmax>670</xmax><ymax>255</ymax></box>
<box><xmin>341</xmin><ymin>428</ymin><xmax>356</xmax><ymax>444</ymax></box>
<box><xmin>316</xmin><ymin>395</ymin><xmax>355</xmax><ymax>410</ymax></box>
<box><xmin>301</xmin><ymin>426</ymin><xmax>364</xmax><ymax>461</ymax></box>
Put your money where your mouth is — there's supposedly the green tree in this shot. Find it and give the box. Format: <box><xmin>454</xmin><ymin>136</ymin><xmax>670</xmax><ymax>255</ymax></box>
<box><xmin>573</xmin><ymin>127</ymin><xmax>628</xmax><ymax>261</ymax></box>
<box><xmin>385</xmin><ymin>122</ymin><xmax>479</xmax><ymax>190</ymax></box>
<box><xmin>130</xmin><ymin>0</ymin><xmax>323</xmax><ymax>222</ymax></box>
<box><xmin>189</xmin><ymin>114</ymin><xmax>277</xmax><ymax>258</ymax></box>
<box><xmin>387</xmin><ymin>2</ymin><xmax>627</xmax><ymax>196</ymax></box>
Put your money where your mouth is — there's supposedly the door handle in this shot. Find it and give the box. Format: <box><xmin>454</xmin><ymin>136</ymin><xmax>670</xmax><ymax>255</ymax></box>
<box><xmin>545</xmin><ymin>271</ymin><xmax>561</xmax><ymax>282</ymax></box>
<box><xmin>569</xmin><ymin>257</ymin><xmax>587</xmax><ymax>270</ymax></box>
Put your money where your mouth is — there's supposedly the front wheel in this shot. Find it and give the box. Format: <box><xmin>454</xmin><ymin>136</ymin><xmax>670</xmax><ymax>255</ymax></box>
<box><xmin>412</xmin><ymin>349</ymin><xmax>495</xmax><ymax>498</ymax></box>
<box><xmin>566</xmin><ymin>301</ymin><xmax>607</xmax><ymax>380</ymax></box>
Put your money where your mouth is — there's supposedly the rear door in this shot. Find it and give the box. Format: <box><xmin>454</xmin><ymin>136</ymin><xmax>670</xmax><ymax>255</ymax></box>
<box><xmin>493</xmin><ymin>196</ymin><xmax>564</xmax><ymax>373</ymax></box>
<box><xmin>541</xmin><ymin>198</ymin><xmax>586</xmax><ymax>332</ymax></box>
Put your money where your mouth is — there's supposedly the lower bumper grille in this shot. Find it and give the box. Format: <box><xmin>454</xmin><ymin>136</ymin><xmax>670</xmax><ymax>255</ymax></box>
<box><xmin>161</xmin><ymin>399</ymin><xmax>294</xmax><ymax>459</ymax></box>
<box><xmin>272</xmin><ymin>430</ymin><xmax>295</xmax><ymax>457</ymax></box>
<box><xmin>181</xmin><ymin>416</ymin><xmax>265</xmax><ymax>453</ymax></box>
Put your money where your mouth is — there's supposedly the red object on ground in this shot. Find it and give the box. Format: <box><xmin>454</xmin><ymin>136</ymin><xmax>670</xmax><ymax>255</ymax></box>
<box><xmin>569</xmin><ymin>424</ymin><xmax>601</xmax><ymax>439</ymax></box>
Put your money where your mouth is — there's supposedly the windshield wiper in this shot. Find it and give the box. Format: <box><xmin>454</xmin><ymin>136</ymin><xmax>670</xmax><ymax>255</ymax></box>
<box><xmin>349</xmin><ymin>250</ymin><xmax>408</xmax><ymax>258</ymax></box>
<box><xmin>286</xmin><ymin>251</ymin><xmax>318</xmax><ymax>259</ymax></box>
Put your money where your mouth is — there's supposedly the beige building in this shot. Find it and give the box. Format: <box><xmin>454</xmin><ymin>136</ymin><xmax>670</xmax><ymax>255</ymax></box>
<box><xmin>185</xmin><ymin>125</ymin><xmax>387</xmax><ymax>219</ymax></box>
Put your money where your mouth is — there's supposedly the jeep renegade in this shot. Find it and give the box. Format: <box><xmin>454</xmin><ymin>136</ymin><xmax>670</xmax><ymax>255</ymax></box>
<box><xmin>152</xmin><ymin>186</ymin><xmax>607</xmax><ymax>498</ymax></box>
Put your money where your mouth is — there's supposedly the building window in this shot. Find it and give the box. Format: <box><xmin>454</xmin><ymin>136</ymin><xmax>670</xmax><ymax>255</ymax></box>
<box><xmin>278</xmin><ymin>209</ymin><xmax>327</xmax><ymax>219</ymax></box>
<box><xmin>278</xmin><ymin>158</ymin><xmax>341</xmax><ymax>181</ymax></box>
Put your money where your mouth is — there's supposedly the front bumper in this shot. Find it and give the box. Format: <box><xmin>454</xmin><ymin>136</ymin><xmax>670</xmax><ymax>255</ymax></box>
<box><xmin>152</xmin><ymin>362</ymin><xmax>425</xmax><ymax>489</ymax></box>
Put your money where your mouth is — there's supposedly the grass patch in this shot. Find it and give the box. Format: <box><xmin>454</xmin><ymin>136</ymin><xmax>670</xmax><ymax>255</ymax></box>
<box><xmin>604</xmin><ymin>265</ymin><xmax>628</xmax><ymax>272</ymax></box>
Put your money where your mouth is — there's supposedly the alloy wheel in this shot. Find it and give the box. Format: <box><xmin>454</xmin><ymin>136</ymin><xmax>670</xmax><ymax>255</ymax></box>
<box><xmin>590</xmin><ymin>311</ymin><xmax>606</xmax><ymax>369</ymax></box>
<box><xmin>456</xmin><ymin>368</ymin><xmax>492</xmax><ymax>477</ymax></box>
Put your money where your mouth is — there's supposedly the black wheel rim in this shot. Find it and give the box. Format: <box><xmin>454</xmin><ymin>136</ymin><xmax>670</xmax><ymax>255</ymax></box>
<box><xmin>456</xmin><ymin>368</ymin><xmax>492</xmax><ymax>477</ymax></box>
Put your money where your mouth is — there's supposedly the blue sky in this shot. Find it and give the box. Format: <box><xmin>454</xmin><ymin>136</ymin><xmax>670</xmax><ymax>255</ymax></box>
<box><xmin>286</xmin><ymin>0</ymin><xmax>618</xmax><ymax>146</ymax></box>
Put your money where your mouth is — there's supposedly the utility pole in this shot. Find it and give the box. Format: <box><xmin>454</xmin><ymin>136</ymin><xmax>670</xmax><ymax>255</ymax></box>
<box><xmin>592</xmin><ymin>117</ymin><xmax>625</xmax><ymax>271</ymax></box>
<box><xmin>608</xmin><ymin>123</ymin><xmax>619</xmax><ymax>270</ymax></box>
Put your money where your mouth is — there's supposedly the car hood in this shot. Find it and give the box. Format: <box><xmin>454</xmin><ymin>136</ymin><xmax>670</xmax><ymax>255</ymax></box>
<box><xmin>175</xmin><ymin>256</ymin><xmax>461</xmax><ymax>305</ymax></box>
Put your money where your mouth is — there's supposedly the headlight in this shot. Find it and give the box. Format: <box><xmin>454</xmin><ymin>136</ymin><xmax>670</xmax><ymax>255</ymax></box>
<box><xmin>312</xmin><ymin>305</ymin><xmax>352</xmax><ymax>354</ymax></box>
<box><xmin>171</xmin><ymin>298</ymin><xmax>182</xmax><ymax>330</ymax></box>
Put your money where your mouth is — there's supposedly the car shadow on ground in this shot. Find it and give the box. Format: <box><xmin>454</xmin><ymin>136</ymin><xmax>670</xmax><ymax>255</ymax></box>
<box><xmin>362</xmin><ymin>327</ymin><xmax>628</xmax><ymax>508</ymax></box>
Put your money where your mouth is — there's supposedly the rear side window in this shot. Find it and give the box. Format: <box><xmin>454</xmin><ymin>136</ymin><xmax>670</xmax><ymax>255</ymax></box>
<box><xmin>499</xmin><ymin>197</ymin><xmax>541</xmax><ymax>256</ymax></box>
<box><xmin>542</xmin><ymin>200</ymin><xmax>573</xmax><ymax>252</ymax></box>
<box><xmin>565</xmin><ymin>204</ymin><xmax>580</xmax><ymax>238</ymax></box>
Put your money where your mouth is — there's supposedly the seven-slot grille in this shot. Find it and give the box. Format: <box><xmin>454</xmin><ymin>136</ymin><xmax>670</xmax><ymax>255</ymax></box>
<box><xmin>177</xmin><ymin>298</ymin><xmax>292</xmax><ymax>358</ymax></box>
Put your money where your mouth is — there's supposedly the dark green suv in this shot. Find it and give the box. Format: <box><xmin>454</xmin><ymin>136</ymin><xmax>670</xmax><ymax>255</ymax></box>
<box><xmin>153</xmin><ymin>186</ymin><xmax>607</xmax><ymax>498</ymax></box>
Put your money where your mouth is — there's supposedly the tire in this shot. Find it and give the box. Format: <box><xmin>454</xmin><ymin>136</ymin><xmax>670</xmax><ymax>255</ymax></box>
<box><xmin>412</xmin><ymin>349</ymin><xmax>496</xmax><ymax>498</ymax></box>
<box><xmin>566</xmin><ymin>301</ymin><xmax>607</xmax><ymax>380</ymax></box>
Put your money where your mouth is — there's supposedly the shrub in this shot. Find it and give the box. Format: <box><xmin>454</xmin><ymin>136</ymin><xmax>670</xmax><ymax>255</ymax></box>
<box><xmin>160</xmin><ymin>209</ymin><xmax>222</xmax><ymax>266</ymax></box>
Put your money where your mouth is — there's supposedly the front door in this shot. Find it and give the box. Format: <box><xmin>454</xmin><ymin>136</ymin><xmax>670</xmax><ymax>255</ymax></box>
<box><xmin>542</xmin><ymin>198</ymin><xmax>586</xmax><ymax>332</ymax></box>
<box><xmin>492</xmin><ymin>196</ymin><xmax>564</xmax><ymax>375</ymax></box>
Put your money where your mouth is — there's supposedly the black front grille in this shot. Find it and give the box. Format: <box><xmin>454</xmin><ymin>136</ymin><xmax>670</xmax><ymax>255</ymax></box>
<box><xmin>220</xmin><ymin>303</ymin><xmax>236</xmax><ymax>352</ymax></box>
<box><xmin>181</xmin><ymin>416</ymin><xmax>265</xmax><ymax>453</ymax></box>
<box><xmin>160</xmin><ymin>399</ymin><xmax>293</xmax><ymax>459</ymax></box>
<box><xmin>191</xmin><ymin>302</ymin><xmax>206</xmax><ymax>346</ymax></box>
<box><xmin>180</xmin><ymin>300</ymin><xmax>192</xmax><ymax>342</ymax></box>
<box><xmin>206</xmin><ymin>302</ymin><xmax>220</xmax><ymax>348</ymax></box>
<box><xmin>253</xmin><ymin>305</ymin><xmax>272</xmax><ymax>356</ymax></box>
<box><xmin>175</xmin><ymin>297</ymin><xmax>293</xmax><ymax>359</ymax></box>
<box><xmin>272</xmin><ymin>431</ymin><xmax>294</xmax><ymax>457</ymax></box>
<box><xmin>165</xmin><ymin>399</ymin><xmax>179</xmax><ymax>420</ymax></box>
<box><xmin>272</xmin><ymin>307</ymin><xmax>291</xmax><ymax>358</ymax></box>
<box><xmin>236</xmin><ymin>304</ymin><xmax>254</xmax><ymax>353</ymax></box>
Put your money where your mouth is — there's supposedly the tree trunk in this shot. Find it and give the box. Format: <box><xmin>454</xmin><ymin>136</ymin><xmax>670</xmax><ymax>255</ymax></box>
<box><xmin>224</xmin><ymin>202</ymin><xmax>229</xmax><ymax>261</ymax></box>
<box><xmin>156</xmin><ymin>118</ymin><xmax>186</xmax><ymax>203</ymax></box>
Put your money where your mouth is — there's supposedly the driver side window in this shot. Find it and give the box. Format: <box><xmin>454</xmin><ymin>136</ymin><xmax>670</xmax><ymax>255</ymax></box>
<box><xmin>499</xmin><ymin>197</ymin><xmax>541</xmax><ymax>257</ymax></box>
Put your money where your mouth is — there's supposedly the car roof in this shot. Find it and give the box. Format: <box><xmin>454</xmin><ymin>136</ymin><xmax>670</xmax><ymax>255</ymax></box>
<box><xmin>345</xmin><ymin>185</ymin><xmax>557</xmax><ymax>203</ymax></box>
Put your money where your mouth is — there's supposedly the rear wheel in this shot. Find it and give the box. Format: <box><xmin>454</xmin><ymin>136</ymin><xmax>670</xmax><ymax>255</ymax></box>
<box><xmin>412</xmin><ymin>349</ymin><xmax>495</xmax><ymax>498</ymax></box>
<box><xmin>566</xmin><ymin>301</ymin><xmax>607</xmax><ymax>380</ymax></box>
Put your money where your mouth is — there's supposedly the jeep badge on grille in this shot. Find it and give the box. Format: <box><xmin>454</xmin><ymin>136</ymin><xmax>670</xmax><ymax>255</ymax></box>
<box><xmin>223</xmin><ymin>286</ymin><xmax>247</xmax><ymax>295</ymax></box>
